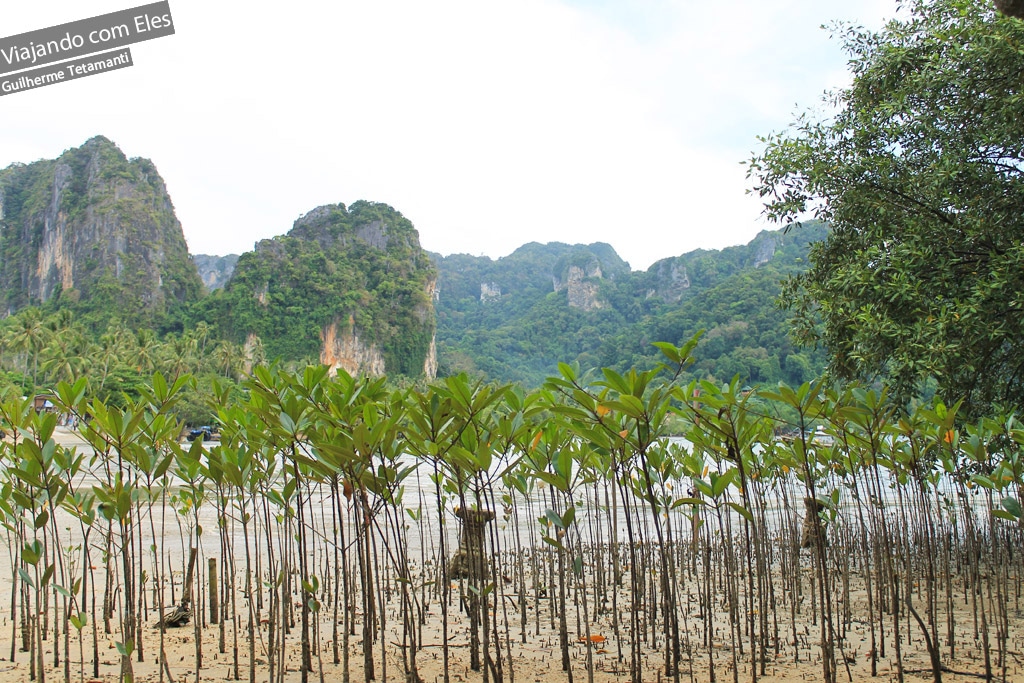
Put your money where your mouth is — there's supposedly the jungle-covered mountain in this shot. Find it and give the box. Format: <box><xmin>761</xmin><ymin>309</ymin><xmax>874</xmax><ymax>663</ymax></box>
<box><xmin>431</xmin><ymin>222</ymin><xmax>830</xmax><ymax>387</ymax></box>
<box><xmin>0</xmin><ymin>138</ymin><xmax>440</xmax><ymax>384</ymax></box>
<box><xmin>0</xmin><ymin>136</ymin><xmax>829</xmax><ymax>393</ymax></box>
<box><xmin>0</xmin><ymin>136</ymin><xmax>203</xmax><ymax>328</ymax></box>
<box><xmin>194</xmin><ymin>201</ymin><xmax>438</xmax><ymax>378</ymax></box>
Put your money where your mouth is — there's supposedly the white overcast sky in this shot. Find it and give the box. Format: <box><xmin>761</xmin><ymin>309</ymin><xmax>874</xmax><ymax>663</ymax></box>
<box><xmin>0</xmin><ymin>0</ymin><xmax>896</xmax><ymax>270</ymax></box>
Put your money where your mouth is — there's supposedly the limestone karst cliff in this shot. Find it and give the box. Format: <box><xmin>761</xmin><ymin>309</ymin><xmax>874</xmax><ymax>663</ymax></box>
<box><xmin>0</xmin><ymin>136</ymin><xmax>203</xmax><ymax>323</ymax></box>
<box><xmin>203</xmin><ymin>201</ymin><xmax>437</xmax><ymax>378</ymax></box>
<box><xmin>430</xmin><ymin>223</ymin><xmax>830</xmax><ymax>386</ymax></box>
<box><xmin>0</xmin><ymin>136</ymin><xmax>828</xmax><ymax>390</ymax></box>
<box><xmin>192</xmin><ymin>254</ymin><xmax>239</xmax><ymax>291</ymax></box>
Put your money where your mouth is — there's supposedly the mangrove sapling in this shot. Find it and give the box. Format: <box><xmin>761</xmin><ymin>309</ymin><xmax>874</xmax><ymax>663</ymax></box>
<box><xmin>45</xmin><ymin>449</ymin><xmax>71</xmax><ymax>675</ymax></box>
<box><xmin>688</xmin><ymin>377</ymin><xmax>778</xmax><ymax>683</ymax></box>
<box><xmin>346</xmin><ymin>384</ymin><xmax>422</xmax><ymax>683</ymax></box>
<box><xmin>755</xmin><ymin>468</ymin><xmax>783</xmax><ymax>661</ymax></box>
<box><xmin>823</xmin><ymin>391</ymin><xmax>882</xmax><ymax>677</ymax></box>
<box><xmin>326</xmin><ymin>374</ymin><xmax>395</xmax><ymax>682</ymax></box>
<box><xmin>742</xmin><ymin>443</ymin><xmax>775</xmax><ymax>677</ymax></box>
<box><xmin>476</xmin><ymin>388</ymin><xmax>543</xmax><ymax>683</ymax></box>
<box><xmin>835</xmin><ymin>392</ymin><xmax>892</xmax><ymax>663</ymax></box>
<box><xmin>979</xmin><ymin>414</ymin><xmax>1024</xmax><ymax>675</ymax></box>
<box><xmin>852</xmin><ymin>388</ymin><xmax>907</xmax><ymax>682</ymax></box>
<box><xmin>501</xmin><ymin>475</ymin><xmax>530</xmax><ymax>644</ymax></box>
<box><xmin>219</xmin><ymin>422</ymin><xmax>258</xmax><ymax>683</ymax></box>
<box><xmin>762</xmin><ymin>381</ymin><xmax>838</xmax><ymax>683</ymax></box>
<box><xmin>402</xmin><ymin>382</ymin><xmax>463</xmax><ymax>668</ymax></box>
<box><xmin>80</xmin><ymin>396</ymin><xmax>150</xmax><ymax>683</ymax></box>
<box><xmin>60</xmin><ymin>488</ymin><xmax>96</xmax><ymax>682</ymax></box>
<box><xmin>8</xmin><ymin>356</ymin><xmax>1024</xmax><ymax>683</ymax></box>
<box><xmin>247</xmin><ymin>364</ymin><xmax>330</xmax><ymax>683</ymax></box>
<box><xmin>771</xmin><ymin>475</ymin><xmax>800</xmax><ymax>660</ymax></box>
<box><xmin>132</xmin><ymin>396</ymin><xmax>185</xmax><ymax>673</ymax></box>
<box><xmin>999</xmin><ymin>434</ymin><xmax>1024</xmax><ymax>664</ymax></box>
<box><xmin>204</xmin><ymin>447</ymin><xmax>229</xmax><ymax>654</ymax></box>
<box><xmin>892</xmin><ymin>408</ymin><xmax>947</xmax><ymax>683</ymax></box>
<box><xmin>56</xmin><ymin>399</ymin><xmax>103</xmax><ymax>679</ymax></box>
<box><xmin>328</xmin><ymin>477</ymin><xmax>342</xmax><ymax>667</ymax></box>
<box><xmin>482</xmin><ymin>484</ymin><xmax>514</xmax><ymax>683</ymax></box>
<box><xmin>604</xmin><ymin>371</ymin><xmax>684</xmax><ymax>681</ymax></box>
<box><xmin>440</xmin><ymin>374</ymin><xmax>513</xmax><ymax>678</ymax></box>
<box><xmin>959</xmin><ymin>416</ymin><xmax>1003</xmax><ymax>682</ymax></box>
<box><xmin>525</xmin><ymin>418</ymin><xmax>600</xmax><ymax>683</ymax></box>
<box><xmin>615</xmin><ymin>452</ymin><xmax>644</xmax><ymax>683</ymax></box>
<box><xmin>643</xmin><ymin>440</ymin><xmax>690</xmax><ymax>679</ymax></box>
<box><xmin>172</xmin><ymin>436</ymin><xmax>209</xmax><ymax>679</ymax></box>
<box><xmin>543</xmin><ymin>340</ymin><xmax>699</xmax><ymax>683</ymax></box>
<box><xmin>709</xmin><ymin>472</ymin><xmax>741</xmax><ymax>683</ymax></box>
<box><xmin>238</xmin><ymin>413</ymin><xmax>284</xmax><ymax>679</ymax></box>
<box><xmin>255</xmin><ymin>449</ymin><xmax>283</xmax><ymax>683</ymax></box>
<box><xmin>0</xmin><ymin>401</ymin><xmax>31</xmax><ymax>664</ymax></box>
<box><xmin>216</xmin><ymin>445</ymin><xmax>244</xmax><ymax>679</ymax></box>
<box><xmin>287</xmin><ymin>417</ymin><xmax>316</xmax><ymax>679</ymax></box>
<box><xmin>10</xmin><ymin>415</ymin><xmax>61</xmax><ymax>683</ymax></box>
<box><xmin>336</xmin><ymin>478</ymin><xmax>352</xmax><ymax>682</ymax></box>
<box><xmin>7</xmin><ymin>409</ymin><xmax>62</xmax><ymax>679</ymax></box>
<box><xmin>414</xmin><ymin>482</ymin><xmax>429</xmax><ymax>636</ymax></box>
<box><xmin>0</xmin><ymin>487</ymin><xmax>19</xmax><ymax>662</ymax></box>
<box><xmin>405</xmin><ymin>376</ymin><xmax>499</xmax><ymax>683</ymax></box>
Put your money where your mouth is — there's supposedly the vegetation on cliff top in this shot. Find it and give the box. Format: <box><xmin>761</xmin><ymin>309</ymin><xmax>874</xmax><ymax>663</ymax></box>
<box><xmin>194</xmin><ymin>201</ymin><xmax>437</xmax><ymax>376</ymax></box>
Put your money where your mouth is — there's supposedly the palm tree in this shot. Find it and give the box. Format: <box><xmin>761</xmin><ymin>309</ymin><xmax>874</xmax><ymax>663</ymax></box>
<box><xmin>212</xmin><ymin>340</ymin><xmax>244</xmax><ymax>380</ymax></box>
<box><xmin>10</xmin><ymin>308</ymin><xmax>48</xmax><ymax>388</ymax></box>
<box><xmin>164</xmin><ymin>334</ymin><xmax>197</xmax><ymax>380</ymax></box>
<box><xmin>41</xmin><ymin>326</ymin><xmax>90</xmax><ymax>385</ymax></box>
<box><xmin>189</xmin><ymin>321</ymin><xmax>212</xmax><ymax>374</ymax></box>
<box><xmin>134</xmin><ymin>329</ymin><xmax>159</xmax><ymax>373</ymax></box>
<box><xmin>93</xmin><ymin>324</ymin><xmax>131</xmax><ymax>389</ymax></box>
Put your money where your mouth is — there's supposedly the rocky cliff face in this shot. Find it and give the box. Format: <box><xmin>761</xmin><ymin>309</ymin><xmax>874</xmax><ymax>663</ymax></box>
<box><xmin>752</xmin><ymin>235</ymin><xmax>777</xmax><ymax>267</ymax></box>
<box><xmin>480</xmin><ymin>282</ymin><xmax>501</xmax><ymax>302</ymax></box>
<box><xmin>552</xmin><ymin>250</ymin><xmax>616</xmax><ymax>311</ymax></box>
<box><xmin>212</xmin><ymin>201</ymin><xmax>437</xmax><ymax>376</ymax></box>
<box><xmin>647</xmin><ymin>261</ymin><xmax>691</xmax><ymax>302</ymax></box>
<box><xmin>193</xmin><ymin>254</ymin><xmax>239</xmax><ymax>291</ymax></box>
<box><xmin>560</xmin><ymin>264</ymin><xmax>605</xmax><ymax>311</ymax></box>
<box><xmin>320</xmin><ymin>305</ymin><xmax>438</xmax><ymax>379</ymax></box>
<box><xmin>320</xmin><ymin>316</ymin><xmax>386</xmax><ymax>376</ymax></box>
<box><xmin>0</xmin><ymin>136</ymin><xmax>202</xmax><ymax>321</ymax></box>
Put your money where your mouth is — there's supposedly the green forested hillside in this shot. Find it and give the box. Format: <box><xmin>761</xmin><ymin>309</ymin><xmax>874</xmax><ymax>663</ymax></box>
<box><xmin>434</xmin><ymin>242</ymin><xmax>634</xmax><ymax>384</ymax></box>
<box><xmin>195</xmin><ymin>201</ymin><xmax>437</xmax><ymax>375</ymax></box>
<box><xmin>433</xmin><ymin>222</ymin><xmax>829</xmax><ymax>387</ymax></box>
<box><xmin>0</xmin><ymin>137</ymin><xmax>832</xmax><ymax>392</ymax></box>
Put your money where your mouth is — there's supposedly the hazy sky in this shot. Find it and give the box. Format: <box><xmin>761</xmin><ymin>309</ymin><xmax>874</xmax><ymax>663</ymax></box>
<box><xmin>0</xmin><ymin>0</ymin><xmax>895</xmax><ymax>270</ymax></box>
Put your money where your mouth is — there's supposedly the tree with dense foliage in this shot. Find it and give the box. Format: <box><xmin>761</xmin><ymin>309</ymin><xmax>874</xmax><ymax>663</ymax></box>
<box><xmin>749</xmin><ymin>0</ymin><xmax>1024</xmax><ymax>416</ymax></box>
